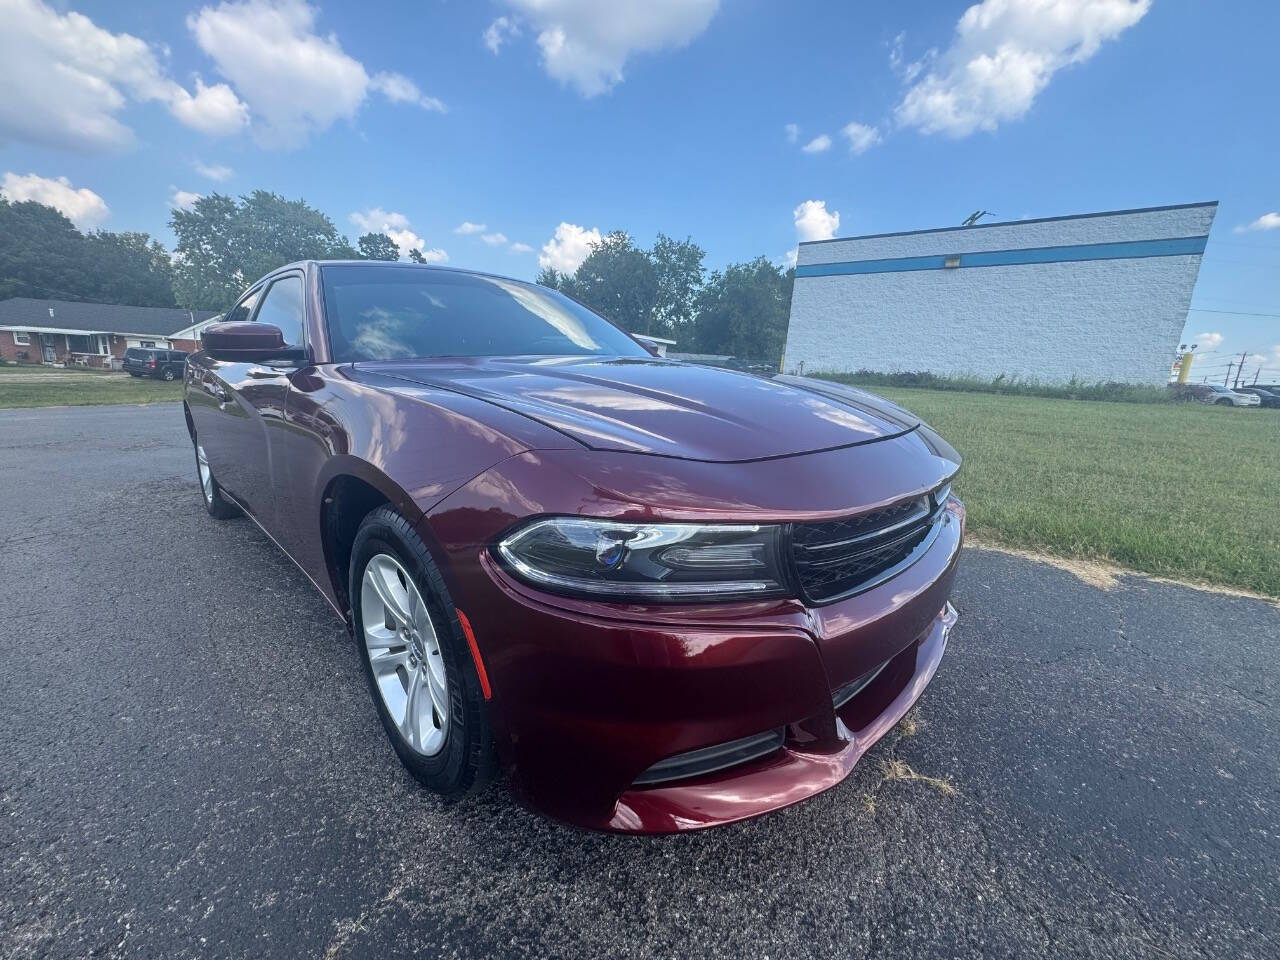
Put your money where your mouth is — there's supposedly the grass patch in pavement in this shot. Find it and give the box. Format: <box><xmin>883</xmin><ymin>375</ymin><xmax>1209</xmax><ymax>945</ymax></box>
<box><xmin>0</xmin><ymin>370</ymin><xmax>181</xmax><ymax>408</ymax></box>
<box><xmin>864</xmin><ymin>385</ymin><xmax>1280</xmax><ymax>597</ymax></box>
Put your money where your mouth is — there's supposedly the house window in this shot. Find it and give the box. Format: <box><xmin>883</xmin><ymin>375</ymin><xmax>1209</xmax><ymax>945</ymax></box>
<box><xmin>67</xmin><ymin>334</ymin><xmax>108</xmax><ymax>354</ymax></box>
<box><xmin>12</xmin><ymin>331</ymin><xmax>30</xmax><ymax>346</ymax></box>
<box><xmin>140</xmin><ymin>340</ymin><xmax>157</xmax><ymax>348</ymax></box>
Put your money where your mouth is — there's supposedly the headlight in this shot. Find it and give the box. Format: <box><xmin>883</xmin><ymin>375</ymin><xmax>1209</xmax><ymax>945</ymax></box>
<box><xmin>495</xmin><ymin>517</ymin><xmax>788</xmax><ymax>602</ymax></box>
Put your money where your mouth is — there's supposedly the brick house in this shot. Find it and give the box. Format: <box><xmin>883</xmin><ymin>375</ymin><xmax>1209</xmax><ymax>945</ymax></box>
<box><xmin>0</xmin><ymin>298</ymin><xmax>221</xmax><ymax>369</ymax></box>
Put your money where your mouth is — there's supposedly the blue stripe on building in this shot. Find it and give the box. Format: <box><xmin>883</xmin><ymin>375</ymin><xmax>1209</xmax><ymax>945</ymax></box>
<box><xmin>795</xmin><ymin>235</ymin><xmax>1210</xmax><ymax>278</ymax></box>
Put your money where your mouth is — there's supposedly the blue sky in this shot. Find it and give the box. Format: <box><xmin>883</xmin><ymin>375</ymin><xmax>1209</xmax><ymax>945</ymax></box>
<box><xmin>2</xmin><ymin>0</ymin><xmax>1277</xmax><ymax>379</ymax></box>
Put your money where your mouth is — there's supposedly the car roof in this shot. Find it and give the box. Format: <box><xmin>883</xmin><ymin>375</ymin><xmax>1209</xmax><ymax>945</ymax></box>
<box><xmin>270</xmin><ymin>260</ymin><xmax>532</xmax><ymax>288</ymax></box>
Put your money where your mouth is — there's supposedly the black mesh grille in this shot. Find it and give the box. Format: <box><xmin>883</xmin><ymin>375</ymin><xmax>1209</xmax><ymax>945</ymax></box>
<box><xmin>791</xmin><ymin>496</ymin><xmax>938</xmax><ymax>603</ymax></box>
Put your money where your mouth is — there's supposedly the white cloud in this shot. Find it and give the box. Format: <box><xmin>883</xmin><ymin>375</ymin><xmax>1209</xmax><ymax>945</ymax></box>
<box><xmin>841</xmin><ymin>121</ymin><xmax>882</xmax><ymax>155</ymax></box>
<box><xmin>509</xmin><ymin>242</ymin><xmax>534</xmax><ymax>254</ymax></box>
<box><xmin>801</xmin><ymin>134</ymin><xmax>832</xmax><ymax>154</ymax></box>
<box><xmin>1235</xmin><ymin>212</ymin><xmax>1280</xmax><ymax>233</ymax></box>
<box><xmin>170</xmin><ymin>188</ymin><xmax>203</xmax><ymax>211</ymax></box>
<box><xmin>2</xmin><ymin>172</ymin><xmax>109</xmax><ymax>227</ymax></box>
<box><xmin>794</xmin><ymin>199</ymin><xmax>840</xmax><ymax>243</ymax></box>
<box><xmin>499</xmin><ymin>0</ymin><xmax>721</xmax><ymax>97</ymax></box>
<box><xmin>350</xmin><ymin>208</ymin><xmax>444</xmax><ymax>262</ymax></box>
<box><xmin>481</xmin><ymin>232</ymin><xmax>509</xmax><ymax>246</ymax></box>
<box><xmin>454</xmin><ymin>221</ymin><xmax>487</xmax><ymax>234</ymax></box>
<box><xmin>194</xmin><ymin>161</ymin><xmax>234</xmax><ymax>181</ymax></box>
<box><xmin>351</xmin><ymin>207</ymin><xmax>411</xmax><ymax>233</ymax></box>
<box><xmin>779</xmin><ymin>249</ymin><xmax>798</xmax><ymax>269</ymax></box>
<box><xmin>539</xmin><ymin>222</ymin><xmax>602</xmax><ymax>273</ymax></box>
<box><xmin>896</xmin><ymin>0</ymin><xmax>1150</xmax><ymax>138</ymax></box>
<box><xmin>0</xmin><ymin>0</ymin><xmax>248</xmax><ymax>151</ymax></box>
<box><xmin>370</xmin><ymin>71</ymin><xmax>446</xmax><ymax>112</ymax></box>
<box><xmin>169</xmin><ymin>77</ymin><xmax>250</xmax><ymax>135</ymax></box>
<box><xmin>784</xmin><ymin>123</ymin><xmax>799</xmax><ymax>144</ymax></box>
<box><xmin>187</xmin><ymin>0</ymin><xmax>443</xmax><ymax>148</ymax></box>
<box><xmin>484</xmin><ymin>15</ymin><xmax>521</xmax><ymax>54</ymax></box>
<box><xmin>1194</xmin><ymin>332</ymin><xmax>1223</xmax><ymax>349</ymax></box>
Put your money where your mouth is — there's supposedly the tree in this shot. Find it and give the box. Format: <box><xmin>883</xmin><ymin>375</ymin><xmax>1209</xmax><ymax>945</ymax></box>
<box><xmin>561</xmin><ymin>231</ymin><xmax>659</xmax><ymax>335</ymax></box>
<box><xmin>691</xmin><ymin>257</ymin><xmax>794</xmax><ymax>367</ymax></box>
<box><xmin>535</xmin><ymin>266</ymin><xmax>563</xmax><ymax>289</ymax></box>
<box><xmin>171</xmin><ymin>191</ymin><xmax>359</xmax><ymax>310</ymax></box>
<box><xmin>0</xmin><ymin>197</ymin><xmax>175</xmax><ymax>306</ymax></box>
<box><xmin>358</xmin><ymin>232</ymin><xmax>401</xmax><ymax>261</ymax></box>
<box><xmin>649</xmin><ymin>233</ymin><xmax>705</xmax><ymax>337</ymax></box>
<box><xmin>0</xmin><ymin>198</ymin><xmax>94</xmax><ymax>301</ymax></box>
<box><xmin>83</xmin><ymin>231</ymin><xmax>176</xmax><ymax>307</ymax></box>
<box><xmin>407</xmin><ymin>247</ymin><xmax>429</xmax><ymax>264</ymax></box>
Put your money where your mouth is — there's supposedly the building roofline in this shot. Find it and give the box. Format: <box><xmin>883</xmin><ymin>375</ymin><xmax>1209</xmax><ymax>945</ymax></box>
<box><xmin>0</xmin><ymin>325</ymin><xmax>188</xmax><ymax>338</ymax></box>
<box><xmin>797</xmin><ymin>201</ymin><xmax>1220</xmax><ymax>247</ymax></box>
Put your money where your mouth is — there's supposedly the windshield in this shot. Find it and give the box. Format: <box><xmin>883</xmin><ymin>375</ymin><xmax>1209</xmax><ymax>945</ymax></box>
<box><xmin>320</xmin><ymin>265</ymin><xmax>648</xmax><ymax>363</ymax></box>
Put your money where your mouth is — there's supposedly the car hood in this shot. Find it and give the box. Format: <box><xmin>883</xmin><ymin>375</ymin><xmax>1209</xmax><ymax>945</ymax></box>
<box><xmin>356</xmin><ymin>357</ymin><xmax>918</xmax><ymax>463</ymax></box>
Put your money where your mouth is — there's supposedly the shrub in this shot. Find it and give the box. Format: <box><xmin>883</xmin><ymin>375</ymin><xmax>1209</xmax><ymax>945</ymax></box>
<box><xmin>809</xmin><ymin>370</ymin><xmax>1175</xmax><ymax>405</ymax></box>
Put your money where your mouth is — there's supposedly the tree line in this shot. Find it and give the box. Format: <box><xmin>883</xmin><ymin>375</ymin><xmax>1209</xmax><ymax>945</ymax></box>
<box><xmin>537</xmin><ymin>232</ymin><xmax>793</xmax><ymax>365</ymax></box>
<box><xmin>1</xmin><ymin>191</ymin><xmax>794</xmax><ymax>365</ymax></box>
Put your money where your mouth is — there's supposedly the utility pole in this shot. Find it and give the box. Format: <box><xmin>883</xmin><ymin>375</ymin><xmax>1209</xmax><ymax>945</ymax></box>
<box><xmin>1224</xmin><ymin>361</ymin><xmax>1234</xmax><ymax>387</ymax></box>
<box><xmin>1253</xmin><ymin>367</ymin><xmax>1261</xmax><ymax>385</ymax></box>
<box><xmin>1233</xmin><ymin>351</ymin><xmax>1248</xmax><ymax>388</ymax></box>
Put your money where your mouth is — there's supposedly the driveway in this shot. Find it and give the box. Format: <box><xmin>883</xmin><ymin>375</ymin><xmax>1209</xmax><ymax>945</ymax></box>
<box><xmin>1</xmin><ymin>403</ymin><xmax>1276</xmax><ymax>959</ymax></box>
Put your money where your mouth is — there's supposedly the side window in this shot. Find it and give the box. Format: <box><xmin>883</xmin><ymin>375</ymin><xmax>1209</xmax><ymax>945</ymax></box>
<box><xmin>224</xmin><ymin>288</ymin><xmax>261</xmax><ymax>325</ymax></box>
<box><xmin>254</xmin><ymin>276</ymin><xmax>306</xmax><ymax>348</ymax></box>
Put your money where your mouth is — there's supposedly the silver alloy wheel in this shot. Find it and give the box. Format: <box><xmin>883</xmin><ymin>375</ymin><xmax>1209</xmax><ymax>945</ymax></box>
<box><xmin>360</xmin><ymin>553</ymin><xmax>450</xmax><ymax>756</ymax></box>
<box><xmin>197</xmin><ymin>444</ymin><xmax>213</xmax><ymax>505</ymax></box>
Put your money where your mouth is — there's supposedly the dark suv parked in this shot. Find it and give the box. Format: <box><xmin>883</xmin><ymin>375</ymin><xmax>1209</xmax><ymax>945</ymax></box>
<box><xmin>123</xmin><ymin>347</ymin><xmax>187</xmax><ymax>381</ymax></box>
<box><xmin>1234</xmin><ymin>386</ymin><xmax>1280</xmax><ymax>408</ymax></box>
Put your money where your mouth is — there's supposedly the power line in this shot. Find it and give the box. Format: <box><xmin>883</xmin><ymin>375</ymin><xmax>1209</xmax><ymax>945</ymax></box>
<box><xmin>1187</xmin><ymin>307</ymin><xmax>1280</xmax><ymax>319</ymax></box>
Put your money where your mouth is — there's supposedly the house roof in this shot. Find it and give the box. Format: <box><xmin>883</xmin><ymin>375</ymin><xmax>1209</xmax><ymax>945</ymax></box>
<box><xmin>0</xmin><ymin>298</ymin><xmax>219</xmax><ymax>337</ymax></box>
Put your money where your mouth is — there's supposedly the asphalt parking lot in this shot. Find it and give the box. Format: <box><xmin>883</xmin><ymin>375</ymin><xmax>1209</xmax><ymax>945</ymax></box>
<box><xmin>2</xmin><ymin>403</ymin><xmax>1277</xmax><ymax>960</ymax></box>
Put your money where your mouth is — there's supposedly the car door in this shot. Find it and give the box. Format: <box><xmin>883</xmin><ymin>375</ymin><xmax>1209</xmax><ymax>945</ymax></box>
<box><xmin>232</xmin><ymin>272</ymin><xmax>309</xmax><ymax>535</ymax></box>
<box><xmin>191</xmin><ymin>285</ymin><xmax>267</xmax><ymax>515</ymax></box>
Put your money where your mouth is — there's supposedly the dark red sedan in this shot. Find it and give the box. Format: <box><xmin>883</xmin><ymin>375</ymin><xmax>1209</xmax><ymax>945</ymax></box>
<box><xmin>184</xmin><ymin>260</ymin><xmax>963</xmax><ymax>833</ymax></box>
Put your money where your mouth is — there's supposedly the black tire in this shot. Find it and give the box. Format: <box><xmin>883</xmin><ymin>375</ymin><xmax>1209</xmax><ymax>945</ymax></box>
<box><xmin>128</xmin><ymin>371</ymin><xmax>140</xmax><ymax>377</ymax></box>
<box><xmin>162</xmin><ymin>367</ymin><xmax>176</xmax><ymax>381</ymax></box>
<box><xmin>349</xmin><ymin>506</ymin><xmax>495</xmax><ymax>796</ymax></box>
<box><xmin>194</xmin><ymin>440</ymin><xmax>240</xmax><ymax>519</ymax></box>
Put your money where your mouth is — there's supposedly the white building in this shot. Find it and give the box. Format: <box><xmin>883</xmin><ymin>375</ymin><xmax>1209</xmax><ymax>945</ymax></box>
<box><xmin>783</xmin><ymin>202</ymin><xmax>1217</xmax><ymax>386</ymax></box>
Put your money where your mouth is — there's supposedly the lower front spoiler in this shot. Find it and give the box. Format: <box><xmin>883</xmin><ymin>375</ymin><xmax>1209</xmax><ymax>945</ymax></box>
<box><xmin>604</xmin><ymin>602</ymin><xmax>957</xmax><ymax>834</ymax></box>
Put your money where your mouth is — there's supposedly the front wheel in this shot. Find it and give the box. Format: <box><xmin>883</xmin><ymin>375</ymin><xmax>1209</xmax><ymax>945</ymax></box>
<box><xmin>195</xmin><ymin>441</ymin><xmax>240</xmax><ymax>518</ymax></box>
<box><xmin>350</xmin><ymin>506</ymin><xmax>494</xmax><ymax>795</ymax></box>
<box><xmin>163</xmin><ymin>368</ymin><xmax>176</xmax><ymax>381</ymax></box>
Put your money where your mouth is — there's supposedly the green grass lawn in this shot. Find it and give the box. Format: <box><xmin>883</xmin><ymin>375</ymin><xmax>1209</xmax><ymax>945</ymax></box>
<box><xmin>0</xmin><ymin>368</ymin><xmax>182</xmax><ymax>407</ymax></box>
<box><xmin>870</xmin><ymin>386</ymin><xmax>1280</xmax><ymax>597</ymax></box>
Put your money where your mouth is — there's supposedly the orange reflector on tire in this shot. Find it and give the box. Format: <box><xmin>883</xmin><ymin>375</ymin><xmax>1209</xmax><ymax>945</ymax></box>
<box><xmin>456</xmin><ymin>609</ymin><xmax>492</xmax><ymax>700</ymax></box>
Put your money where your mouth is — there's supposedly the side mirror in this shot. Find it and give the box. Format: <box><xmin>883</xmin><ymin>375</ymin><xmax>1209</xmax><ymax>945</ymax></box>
<box><xmin>202</xmin><ymin>322</ymin><xmax>305</xmax><ymax>364</ymax></box>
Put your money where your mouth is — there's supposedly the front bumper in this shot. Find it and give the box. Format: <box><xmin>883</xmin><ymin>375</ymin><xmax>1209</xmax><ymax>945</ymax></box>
<box><xmin>611</xmin><ymin>602</ymin><xmax>956</xmax><ymax>832</ymax></box>
<box><xmin>448</xmin><ymin>503</ymin><xmax>963</xmax><ymax>833</ymax></box>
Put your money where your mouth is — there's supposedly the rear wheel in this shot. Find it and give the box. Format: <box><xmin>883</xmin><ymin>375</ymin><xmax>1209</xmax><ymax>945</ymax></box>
<box><xmin>162</xmin><ymin>367</ymin><xmax>176</xmax><ymax>382</ymax></box>
<box><xmin>350</xmin><ymin>506</ymin><xmax>494</xmax><ymax>795</ymax></box>
<box><xmin>195</xmin><ymin>441</ymin><xmax>240</xmax><ymax>519</ymax></box>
